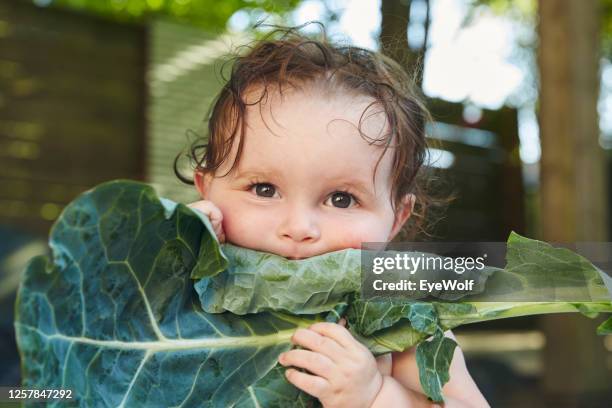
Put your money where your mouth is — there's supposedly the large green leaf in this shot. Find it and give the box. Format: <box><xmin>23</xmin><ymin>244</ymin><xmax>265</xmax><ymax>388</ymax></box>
<box><xmin>415</xmin><ymin>332</ymin><xmax>457</xmax><ymax>403</ymax></box>
<box><xmin>195</xmin><ymin>243</ymin><xmax>360</xmax><ymax>315</ymax></box>
<box><xmin>195</xmin><ymin>229</ymin><xmax>612</xmax><ymax>402</ymax></box>
<box><xmin>14</xmin><ymin>180</ymin><xmax>321</xmax><ymax>407</ymax></box>
<box><xmin>15</xmin><ymin>180</ymin><xmax>612</xmax><ymax>405</ymax></box>
<box><xmin>464</xmin><ymin>232</ymin><xmax>612</xmax><ymax>302</ymax></box>
<box><xmin>234</xmin><ymin>366</ymin><xmax>315</xmax><ymax>408</ymax></box>
<box><xmin>195</xmin><ymin>246</ymin><xmax>496</xmax><ymax>317</ymax></box>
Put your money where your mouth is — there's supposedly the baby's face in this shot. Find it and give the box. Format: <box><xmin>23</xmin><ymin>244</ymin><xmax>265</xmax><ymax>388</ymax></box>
<box><xmin>195</xmin><ymin>85</ymin><xmax>412</xmax><ymax>259</ymax></box>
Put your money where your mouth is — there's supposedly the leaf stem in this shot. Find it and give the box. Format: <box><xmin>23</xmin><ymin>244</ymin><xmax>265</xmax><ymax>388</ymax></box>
<box><xmin>439</xmin><ymin>302</ymin><xmax>612</xmax><ymax>328</ymax></box>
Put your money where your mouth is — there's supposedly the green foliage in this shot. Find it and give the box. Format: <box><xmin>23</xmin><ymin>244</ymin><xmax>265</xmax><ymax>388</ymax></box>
<box><xmin>468</xmin><ymin>0</ymin><xmax>612</xmax><ymax>57</ymax></box>
<box><xmin>14</xmin><ymin>181</ymin><xmax>322</xmax><ymax>407</ymax></box>
<box><xmin>415</xmin><ymin>332</ymin><xmax>457</xmax><ymax>403</ymax></box>
<box><xmin>467</xmin><ymin>0</ymin><xmax>536</xmax><ymax>22</ymax></box>
<box><xmin>15</xmin><ymin>181</ymin><xmax>612</xmax><ymax>405</ymax></box>
<box><xmin>34</xmin><ymin>0</ymin><xmax>302</xmax><ymax>30</ymax></box>
<box><xmin>598</xmin><ymin>316</ymin><xmax>612</xmax><ymax>334</ymax></box>
<box><xmin>234</xmin><ymin>366</ymin><xmax>314</xmax><ymax>407</ymax></box>
<box><xmin>603</xmin><ymin>0</ymin><xmax>612</xmax><ymax>57</ymax></box>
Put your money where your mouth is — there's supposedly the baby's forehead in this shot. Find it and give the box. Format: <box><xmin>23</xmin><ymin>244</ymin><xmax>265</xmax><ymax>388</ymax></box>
<box><xmin>242</xmin><ymin>83</ymin><xmax>390</xmax><ymax>144</ymax></box>
<box><xmin>212</xmin><ymin>83</ymin><xmax>396</xmax><ymax>189</ymax></box>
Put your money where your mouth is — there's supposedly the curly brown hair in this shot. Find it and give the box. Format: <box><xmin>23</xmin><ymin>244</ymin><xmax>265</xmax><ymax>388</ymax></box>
<box><xmin>175</xmin><ymin>22</ymin><xmax>440</xmax><ymax>240</ymax></box>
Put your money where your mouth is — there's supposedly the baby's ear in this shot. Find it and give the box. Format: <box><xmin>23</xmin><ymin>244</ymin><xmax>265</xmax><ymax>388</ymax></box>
<box><xmin>388</xmin><ymin>194</ymin><xmax>415</xmax><ymax>241</ymax></box>
<box><xmin>193</xmin><ymin>170</ymin><xmax>212</xmax><ymax>199</ymax></box>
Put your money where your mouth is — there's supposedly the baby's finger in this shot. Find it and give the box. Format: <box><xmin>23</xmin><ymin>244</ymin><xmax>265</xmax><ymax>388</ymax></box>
<box><xmin>284</xmin><ymin>368</ymin><xmax>329</xmax><ymax>398</ymax></box>
<box><xmin>278</xmin><ymin>350</ymin><xmax>335</xmax><ymax>380</ymax></box>
<box><xmin>187</xmin><ymin>201</ymin><xmax>225</xmax><ymax>241</ymax></box>
<box><xmin>308</xmin><ymin>322</ymin><xmax>360</xmax><ymax>351</ymax></box>
<box><xmin>291</xmin><ymin>328</ymin><xmax>345</xmax><ymax>362</ymax></box>
<box><xmin>209</xmin><ymin>219</ymin><xmax>225</xmax><ymax>241</ymax></box>
<box><xmin>187</xmin><ymin>201</ymin><xmax>223</xmax><ymax>223</ymax></box>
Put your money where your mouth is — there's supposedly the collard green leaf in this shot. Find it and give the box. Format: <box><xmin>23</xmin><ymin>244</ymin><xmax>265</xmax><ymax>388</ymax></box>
<box><xmin>324</xmin><ymin>303</ymin><xmax>348</xmax><ymax>323</ymax></box>
<box><xmin>346</xmin><ymin>300</ymin><xmax>443</xmax><ymax>338</ymax></box>
<box><xmin>352</xmin><ymin>320</ymin><xmax>426</xmax><ymax>355</ymax></box>
<box><xmin>15</xmin><ymin>180</ymin><xmax>612</xmax><ymax>406</ymax></box>
<box><xmin>191</xmin><ymin>226</ymin><xmax>612</xmax><ymax>402</ymax></box>
<box><xmin>346</xmin><ymin>298</ymin><xmax>411</xmax><ymax>336</ymax></box>
<box><xmin>195</xmin><ymin>243</ymin><xmax>360</xmax><ymax>315</ymax></box>
<box><xmin>465</xmin><ymin>231</ymin><xmax>612</xmax><ymax>302</ymax></box>
<box><xmin>14</xmin><ymin>180</ymin><xmax>320</xmax><ymax>407</ymax></box>
<box><xmin>415</xmin><ymin>333</ymin><xmax>457</xmax><ymax>403</ymax></box>
<box><xmin>161</xmin><ymin>195</ymin><xmax>229</xmax><ymax>279</ymax></box>
<box><xmin>234</xmin><ymin>366</ymin><xmax>318</xmax><ymax>408</ymax></box>
<box><xmin>197</xmin><ymin>248</ymin><xmax>498</xmax><ymax>317</ymax></box>
<box><xmin>407</xmin><ymin>303</ymin><xmax>439</xmax><ymax>334</ymax></box>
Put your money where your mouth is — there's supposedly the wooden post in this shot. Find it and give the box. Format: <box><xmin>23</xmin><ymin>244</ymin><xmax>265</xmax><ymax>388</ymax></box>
<box><xmin>538</xmin><ymin>0</ymin><xmax>609</xmax><ymax>400</ymax></box>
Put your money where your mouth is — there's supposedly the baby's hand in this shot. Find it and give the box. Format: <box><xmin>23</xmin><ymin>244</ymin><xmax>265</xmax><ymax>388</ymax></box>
<box><xmin>186</xmin><ymin>200</ymin><xmax>225</xmax><ymax>243</ymax></box>
<box><xmin>279</xmin><ymin>321</ymin><xmax>383</xmax><ymax>408</ymax></box>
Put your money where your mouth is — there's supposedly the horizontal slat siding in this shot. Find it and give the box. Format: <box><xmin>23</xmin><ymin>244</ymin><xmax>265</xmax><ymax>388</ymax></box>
<box><xmin>0</xmin><ymin>0</ymin><xmax>145</xmax><ymax>235</ymax></box>
<box><xmin>145</xmin><ymin>20</ymin><xmax>246</xmax><ymax>203</ymax></box>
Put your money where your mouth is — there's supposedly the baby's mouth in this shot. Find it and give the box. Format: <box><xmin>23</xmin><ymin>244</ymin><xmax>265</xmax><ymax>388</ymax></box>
<box><xmin>281</xmin><ymin>249</ymin><xmax>309</xmax><ymax>260</ymax></box>
<box><xmin>284</xmin><ymin>252</ymin><xmax>313</xmax><ymax>260</ymax></box>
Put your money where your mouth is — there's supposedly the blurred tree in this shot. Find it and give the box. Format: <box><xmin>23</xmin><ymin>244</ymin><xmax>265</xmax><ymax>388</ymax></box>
<box><xmin>379</xmin><ymin>0</ymin><xmax>431</xmax><ymax>88</ymax></box>
<box><xmin>537</xmin><ymin>0</ymin><xmax>610</xmax><ymax>403</ymax></box>
<box><xmin>29</xmin><ymin>0</ymin><xmax>302</xmax><ymax>30</ymax></box>
<box><xmin>469</xmin><ymin>0</ymin><xmax>611</xmax><ymax>403</ymax></box>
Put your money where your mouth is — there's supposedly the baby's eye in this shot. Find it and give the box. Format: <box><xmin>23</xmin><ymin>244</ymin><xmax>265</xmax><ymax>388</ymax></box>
<box><xmin>250</xmin><ymin>183</ymin><xmax>277</xmax><ymax>198</ymax></box>
<box><xmin>325</xmin><ymin>191</ymin><xmax>357</xmax><ymax>209</ymax></box>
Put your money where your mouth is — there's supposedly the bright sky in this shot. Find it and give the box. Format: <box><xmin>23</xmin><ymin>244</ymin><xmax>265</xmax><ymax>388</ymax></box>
<box><xmin>600</xmin><ymin>60</ymin><xmax>612</xmax><ymax>149</ymax></box>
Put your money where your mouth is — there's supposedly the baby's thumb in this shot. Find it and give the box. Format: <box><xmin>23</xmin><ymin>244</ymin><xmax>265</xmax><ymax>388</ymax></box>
<box><xmin>187</xmin><ymin>201</ymin><xmax>223</xmax><ymax>223</ymax></box>
<box><xmin>187</xmin><ymin>201</ymin><xmax>225</xmax><ymax>242</ymax></box>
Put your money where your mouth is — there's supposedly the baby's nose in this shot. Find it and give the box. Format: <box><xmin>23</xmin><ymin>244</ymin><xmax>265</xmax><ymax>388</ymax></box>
<box><xmin>277</xmin><ymin>209</ymin><xmax>321</xmax><ymax>243</ymax></box>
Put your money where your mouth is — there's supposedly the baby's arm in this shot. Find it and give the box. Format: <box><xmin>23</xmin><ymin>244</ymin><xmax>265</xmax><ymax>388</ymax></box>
<box><xmin>388</xmin><ymin>331</ymin><xmax>490</xmax><ymax>407</ymax></box>
<box><xmin>187</xmin><ymin>200</ymin><xmax>225</xmax><ymax>242</ymax></box>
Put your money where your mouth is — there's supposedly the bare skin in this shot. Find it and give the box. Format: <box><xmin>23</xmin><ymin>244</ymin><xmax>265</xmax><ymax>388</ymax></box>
<box><xmin>189</xmin><ymin>84</ymin><xmax>489</xmax><ymax>407</ymax></box>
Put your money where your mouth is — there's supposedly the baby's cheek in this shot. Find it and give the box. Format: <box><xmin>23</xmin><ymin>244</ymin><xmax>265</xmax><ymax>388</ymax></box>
<box><xmin>217</xmin><ymin>204</ymin><xmax>240</xmax><ymax>241</ymax></box>
<box><xmin>330</xmin><ymin>225</ymin><xmax>387</xmax><ymax>250</ymax></box>
<box><xmin>217</xmin><ymin>210</ymin><xmax>247</xmax><ymax>245</ymax></box>
<box><xmin>221</xmin><ymin>208</ymin><xmax>272</xmax><ymax>248</ymax></box>
<box><xmin>338</xmin><ymin>233</ymin><xmax>366</xmax><ymax>249</ymax></box>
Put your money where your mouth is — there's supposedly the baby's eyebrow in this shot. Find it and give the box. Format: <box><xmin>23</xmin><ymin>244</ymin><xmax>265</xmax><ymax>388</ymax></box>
<box><xmin>233</xmin><ymin>169</ymin><xmax>278</xmax><ymax>180</ymax></box>
<box><xmin>337</xmin><ymin>180</ymin><xmax>376</xmax><ymax>197</ymax></box>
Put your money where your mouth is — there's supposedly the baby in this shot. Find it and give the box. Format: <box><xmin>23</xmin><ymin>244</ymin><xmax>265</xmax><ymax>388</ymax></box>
<box><xmin>178</xmin><ymin>26</ymin><xmax>488</xmax><ymax>408</ymax></box>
